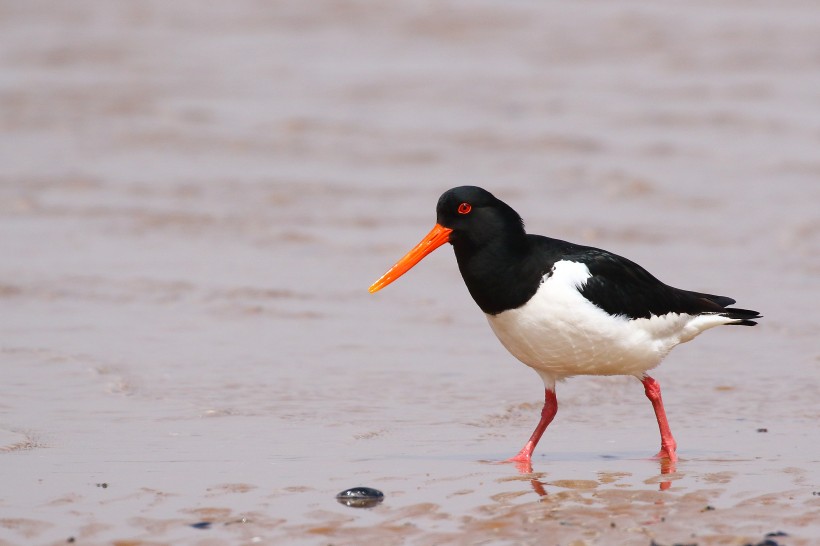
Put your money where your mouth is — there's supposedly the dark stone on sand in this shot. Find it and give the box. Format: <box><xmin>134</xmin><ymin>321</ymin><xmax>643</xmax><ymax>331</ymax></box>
<box><xmin>190</xmin><ymin>521</ymin><xmax>212</xmax><ymax>529</ymax></box>
<box><xmin>740</xmin><ymin>531</ymin><xmax>788</xmax><ymax>546</ymax></box>
<box><xmin>336</xmin><ymin>486</ymin><xmax>384</xmax><ymax>508</ymax></box>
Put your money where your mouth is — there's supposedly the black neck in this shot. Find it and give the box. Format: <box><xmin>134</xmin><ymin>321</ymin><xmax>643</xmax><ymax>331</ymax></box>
<box><xmin>452</xmin><ymin>234</ymin><xmax>549</xmax><ymax>315</ymax></box>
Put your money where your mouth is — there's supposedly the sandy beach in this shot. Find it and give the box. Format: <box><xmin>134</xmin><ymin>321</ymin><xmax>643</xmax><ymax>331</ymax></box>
<box><xmin>1</xmin><ymin>1</ymin><xmax>818</xmax><ymax>544</ymax></box>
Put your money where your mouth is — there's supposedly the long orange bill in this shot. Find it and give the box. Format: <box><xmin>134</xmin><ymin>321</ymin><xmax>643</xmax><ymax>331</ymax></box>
<box><xmin>369</xmin><ymin>224</ymin><xmax>453</xmax><ymax>293</ymax></box>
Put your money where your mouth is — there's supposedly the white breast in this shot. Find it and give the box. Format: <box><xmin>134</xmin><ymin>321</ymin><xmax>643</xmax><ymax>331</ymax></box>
<box><xmin>485</xmin><ymin>260</ymin><xmax>732</xmax><ymax>389</ymax></box>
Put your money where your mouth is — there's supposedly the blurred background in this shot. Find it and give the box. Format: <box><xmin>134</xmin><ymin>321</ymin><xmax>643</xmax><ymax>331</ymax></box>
<box><xmin>1</xmin><ymin>1</ymin><xmax>818</xmax><ymax>544</ymax></box>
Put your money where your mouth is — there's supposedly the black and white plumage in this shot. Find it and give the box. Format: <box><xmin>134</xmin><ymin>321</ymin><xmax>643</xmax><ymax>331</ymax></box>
<box><xmin>370</xmin><ymin>186</ymin><xmax>760</xmax><ymax>468</ymax></box>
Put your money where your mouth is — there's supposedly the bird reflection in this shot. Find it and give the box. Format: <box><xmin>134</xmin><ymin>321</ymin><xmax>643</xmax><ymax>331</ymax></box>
<box><xmin>508</xmin><ymin>454</ymin><xmax>677</xmax><ymax>495</ymax></box>
<box><xmin>657</xmin><ymin>455</ymin><xmax>676</xmax><ymax>491</ymax></box>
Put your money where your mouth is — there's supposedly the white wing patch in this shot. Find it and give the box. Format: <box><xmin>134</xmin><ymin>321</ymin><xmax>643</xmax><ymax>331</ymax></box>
<box><xmin>546</xmin><ymin>259</ymin><xmax>591</xmax><ymax>290</ymax></box>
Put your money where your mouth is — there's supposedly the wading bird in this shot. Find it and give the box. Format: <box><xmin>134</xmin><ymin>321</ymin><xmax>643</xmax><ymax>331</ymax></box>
<box><xmin>369</xmin><ymin>186</ymin><xmax>759</xmax><ymax>468</ymax></box>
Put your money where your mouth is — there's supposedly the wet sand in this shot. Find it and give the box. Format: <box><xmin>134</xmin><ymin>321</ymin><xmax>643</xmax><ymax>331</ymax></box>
<box><xmin>1</xmin><ymin>1</ymin><xmax>819</xmax><ymax>544</ymax></box>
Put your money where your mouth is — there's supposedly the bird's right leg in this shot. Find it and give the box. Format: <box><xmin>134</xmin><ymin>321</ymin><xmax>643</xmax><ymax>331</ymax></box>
<box><xmin>642</xmin><ymin>375</ymin><xmax>678</xmax><ymax>462</ymax></box>
<box><xmin>507</xmin><ymin>388</ymin><xmax>558</xmax><ymax>466</ymax></box>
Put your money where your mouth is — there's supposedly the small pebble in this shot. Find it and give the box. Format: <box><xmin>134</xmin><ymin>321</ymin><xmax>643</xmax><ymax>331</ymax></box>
<box><xmin>757</xmin><ymin>428</ymin><xmax>768</xmax><ymax>433</ymax></box>
<box><xmin>190</xmin><ymin>521</ymin><xmax>212</xmax><ymax>530</ymax></box>
<box><xmin>749</xmin><ymin>535</ymin><xmax>786</xmax><ymax>546</ymax></box>
<box><xmin>336</xmin><ymin>486</ymin><xmax>384</xmax><ymax>508</ymax></box>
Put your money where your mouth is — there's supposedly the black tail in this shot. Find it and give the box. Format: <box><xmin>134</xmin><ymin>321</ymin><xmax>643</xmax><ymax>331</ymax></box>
<box><xmin>691</xmin><ymin>292</ymin><xmax>761</xmax><ymax>326</ymax></box>
<box><xmin>720</xmin><ymin>307</ymin><xmax>761</xmax><ymax>326</ymax></box>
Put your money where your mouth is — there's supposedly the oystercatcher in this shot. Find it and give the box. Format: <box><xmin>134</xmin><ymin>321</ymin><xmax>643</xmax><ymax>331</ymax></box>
<box><xmin>369</xmin><ymin>186</ymin><xmax>760</xmax><ymax>466</ymax></box>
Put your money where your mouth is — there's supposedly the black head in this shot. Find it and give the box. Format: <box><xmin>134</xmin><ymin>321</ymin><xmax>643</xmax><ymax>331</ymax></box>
<box><xmin>436</xmin><ymin>186</ymin><xmax>525</xmax><ymax>251</ymax></box>
<box><xmin>368</xmin><ymin>186</ymin><xmax>527</xmax><ymax>297</ymax></box>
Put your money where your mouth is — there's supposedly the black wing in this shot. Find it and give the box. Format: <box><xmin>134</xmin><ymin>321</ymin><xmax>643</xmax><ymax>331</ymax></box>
<box><xmin>568</xmin><ymin>247</ymin><xmax>760</xmax><ymax>324</ymax></box>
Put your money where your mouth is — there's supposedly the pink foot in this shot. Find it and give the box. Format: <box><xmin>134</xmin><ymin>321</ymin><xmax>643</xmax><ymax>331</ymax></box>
<box><xmin>505</xmin><ymin>450</ymin><xmax>532</xmax><ymax>464</ymax></box>
<box><xmin>505</xmin><ymin>456</ymin><xmax>533</xmax><ymax>474</ymax></box>
<box><xmin>652</xmin><ymin>447</ymin><xmax>678</xmax><ymax>462</ymax></box>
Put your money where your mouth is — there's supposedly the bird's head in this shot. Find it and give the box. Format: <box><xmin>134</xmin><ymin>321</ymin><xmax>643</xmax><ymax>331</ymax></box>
<box><xmin>369</xmin><ymin>186</ymin><xmax>524</xmax><ymax>293</ymax></box>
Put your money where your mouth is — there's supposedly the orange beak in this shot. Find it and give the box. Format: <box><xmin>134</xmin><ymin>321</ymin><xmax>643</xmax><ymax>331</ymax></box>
<box><xmin>369</xmin><ymin>224</ymin><xmax>453</xmax><ymax>293</ymax></box>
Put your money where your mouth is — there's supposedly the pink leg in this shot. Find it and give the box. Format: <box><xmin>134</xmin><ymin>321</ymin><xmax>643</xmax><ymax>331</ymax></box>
<box><xmin>507</xmin><ymin>389</ymin><xmax>558</xmax><ymax>464</ymax></box>
<box><xmin>642</xmin><ymin>375</ymin><xmax>678</xmax><ymax>462</ymax></box>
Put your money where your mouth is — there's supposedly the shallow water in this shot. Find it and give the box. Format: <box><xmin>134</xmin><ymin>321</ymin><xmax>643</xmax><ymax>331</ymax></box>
<box><xmin>1</xmin><ymin>1</ymin><xmax>819</xmax><ymax>545</ymax></box>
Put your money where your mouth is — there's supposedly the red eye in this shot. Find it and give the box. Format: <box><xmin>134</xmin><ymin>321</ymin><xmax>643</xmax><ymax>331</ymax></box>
<box><xmin>457</xmin><ymin>202</ymin><xmax>472</xmax><ymax>215</ymax></box>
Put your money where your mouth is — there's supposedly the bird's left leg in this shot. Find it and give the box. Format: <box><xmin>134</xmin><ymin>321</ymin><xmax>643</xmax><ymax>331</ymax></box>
<box><xmin>642</xmin><ymin>375</ymin><xmax>678</xmax><ymax>462</ymax></box>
